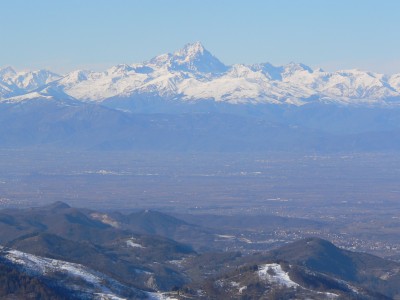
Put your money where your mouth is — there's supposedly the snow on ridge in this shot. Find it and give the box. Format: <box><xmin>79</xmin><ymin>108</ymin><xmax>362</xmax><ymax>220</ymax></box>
<box><xmin>5</xmin><ymin>248</ymin><xmax>103</xmax><ymax>285</ymax></box>
<box><xmin>0</xmin><ymin>68</ymin><xmax>60</xmax><ymax>90</ymax></box>
<box><xmin>0</xmin><ymin>91</ymin><xmax>54</xmax><ymax>102</ymax></box>
<box><xmin>1</xmin><ymin>43</ymin><xmax>400</xmax><ymax>106</ymax></box>
<box><xmin>2</xmin><ymin>247</ymin><xmax>139</xmax><ymax>299</ymax></box>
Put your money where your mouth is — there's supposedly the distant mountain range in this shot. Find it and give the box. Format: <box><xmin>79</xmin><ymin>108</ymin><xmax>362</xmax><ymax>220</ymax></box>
<box><xmin>1</xmin><ymin>42</ymin><xmax>400</xmax><ymax>106</ymax></box>
<box><xmin>1</xmin><ymin>42</ymin><xmax>400</xmax><ymax>152</ymax></box>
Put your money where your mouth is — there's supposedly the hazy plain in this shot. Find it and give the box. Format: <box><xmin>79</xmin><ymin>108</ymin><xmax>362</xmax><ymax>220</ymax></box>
<box><xmin>1</xmin><ymin>150</ymin><xmax>399</xmax><ymax>257</ymax></box>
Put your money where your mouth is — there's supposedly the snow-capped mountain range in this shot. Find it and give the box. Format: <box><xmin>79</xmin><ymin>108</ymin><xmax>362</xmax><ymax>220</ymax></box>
<box><xmin>1</xmin><ymin>41</ymin><xmax>400</xmax><ymax>107</ymax></box>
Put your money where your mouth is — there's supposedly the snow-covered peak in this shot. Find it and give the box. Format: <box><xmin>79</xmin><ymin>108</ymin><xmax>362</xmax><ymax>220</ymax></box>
<box><xmin>0</xmin><ymin>68</ymin><xmax>60</xmax><ymax>88</ymax></box>
<box><xmin>227</xmin><ymin>64</ymin><xmax>267</xmax><ymax>80</ymax></box>
<box><xmin>148</xmin><ymin>42</ymin><xmax>228</xmax><ymax>74</ymax></box>
<box><xmin>282</xmin><ymin>62</ymin><xmax>313</xmax><ymax>78</ymax></box>
<box><xmin>149</xmin><ymin>53</ymin><xmax>173</xmax><ymax>68</ymax></box>
<box><xmin>62</xmin><ymin>69</ymin><xmax>91</xmax><ymax>84</ymax></box>
<box><xmin>173</xmin><ymin>41</ymin><xmax>206</xmax><ymax>59</ymax></box>
<box><xmin>107</xmin><ymin>64</ymin><xmax>135</xmax><ymax>75</ymax></box>
<box><xmin>250</xmin><ymin>63</ymin><xmax>284</xmax><ymax>80</ymax></box>
<box><xmin>389</xmin><ymin>73</ymin><xmax>400</xmax><ymax>92</ymax></box>
<box><xmin>12</xmin><ymin>69</ymin><xmax>61</xmax><ymax>90</ymax></box>
<box><xmin>169</xmin><ymin>41</ymin><xmax>228</xmax><ymax>74</ymax></box>
<box><xmin>0</xmin><ymin>66</ymin><xmax>16</xmax><ymax>78</ymax></box>
<box><xmin>0</xmin><ymin>67</ymin><xmax>61</xmax><ymax>99</ymax></box>
<box><xmin>250</xmin><ymin>62</ymin><xmax>313</xmax><ymax>81</ymax></box>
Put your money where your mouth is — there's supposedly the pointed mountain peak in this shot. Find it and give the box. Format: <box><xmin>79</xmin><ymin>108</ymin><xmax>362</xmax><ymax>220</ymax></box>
<box><xmin>175</xmin><ymin>41</ymin><xmax>206</xmax><ymax>57</ymax></box>
<box><xmin>63</xmin><ymin>69</ymin><xmax>90</xmax><ymax>82</ymax></box>
<box><xmin>285</xmin><ymin>62</ymin><xmax>313</xmax><ymax>72</ymax></box>
<box><xmin>281</xmin><ymin>62</ymin><xmax>313</xmax><ymax>78</ymax></box>
<box><xmin>108</xmin><ymin>64</ymin><xmax>134</xmax><ymax>74</ymax></box>
<box><xmin>29</xmin><ymin>69</ymin><xmax>60</xmax><ymax>77</ymax></box>
<box><xmin>0</xmin><ymin>66</ymin><xmax>17</xmax><ymax>78</ymax></box>
<box><xmin>147</xmin><ymin>42</ymin><xmax>227</xmax><ymax>74</ymax></box>
<box><xmin>170</xmin><ymin>42</ymin><xmax>227</xmax><ymax>74</ymax></box>
<box><xmin>251</xmin><ymin>63</ymin><xmax>284</xmax><ymax>80</ymax></box>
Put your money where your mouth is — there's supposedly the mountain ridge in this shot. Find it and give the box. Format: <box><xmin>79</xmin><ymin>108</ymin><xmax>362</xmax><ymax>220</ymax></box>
<box><xmin>1</xmin><ymin>42</ymin><xmax>400</xmax><ymax>107</ymax></box>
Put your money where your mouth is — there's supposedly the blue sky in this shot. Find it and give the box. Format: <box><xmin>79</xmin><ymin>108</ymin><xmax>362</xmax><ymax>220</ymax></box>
<box><xmin>1</xmin><ymin>0</ymin><xmax>400</xmax><ymax>74</ymax></box>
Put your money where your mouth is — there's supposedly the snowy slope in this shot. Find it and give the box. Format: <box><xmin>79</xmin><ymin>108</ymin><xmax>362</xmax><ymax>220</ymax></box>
<box><xmin>258</xmin><ymin>263</ymin><xmax>299</xmax><ymax>288</ymax></box>
<box><xmin>389</xmin><ymin>73</ymin><xmax>400</xmax><ymax>92</ymax></box>
<box><xmin>1</xmin><ymin>246</ymin><xmax>146</xmax><ymax>299</ymax></box>
<box><xmin>1</xmin><ymin>42</ymin><xmax>400</xmax><ymax>106</ymax></box>
<box><xmin>0</xmin><ymin>66</ymin><xmax>60</xmax><ymax>99</ymax></box>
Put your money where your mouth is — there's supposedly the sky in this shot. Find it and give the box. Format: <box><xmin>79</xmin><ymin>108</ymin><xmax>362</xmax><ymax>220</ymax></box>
<box><xmin>1</xmin><ymin>0</ymin><xmax>400</xmax><ymax>74</ymax></box>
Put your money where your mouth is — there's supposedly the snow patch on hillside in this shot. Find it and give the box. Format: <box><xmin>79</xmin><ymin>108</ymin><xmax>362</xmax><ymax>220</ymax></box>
<box><xmin>147</xmin><ymin>292</ymin><xmax>179</xmax><ymax>300</ymax></box>
<box><xmin>94</xmin><ymin>293</ymin><xmax>127</xmax><ymax>300</ymax></box>
<box><xmin>126</xmin><ymin>238</ymin><xmax>145</xmax><ymax>249</ymax></box>
<box><xmin>91</xmin><ymin>212</ymin><xmax>120</xmax><ymax>228</ymax></box>
<box><xmin>258</xmin><ymin>263</ymin><xmax>339</xmax><ymax>298</ymax></box>
<box><xmin>258</xmin><ymin>263</ymin><xmax>299</xmax><ymax>288</ymax></box>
